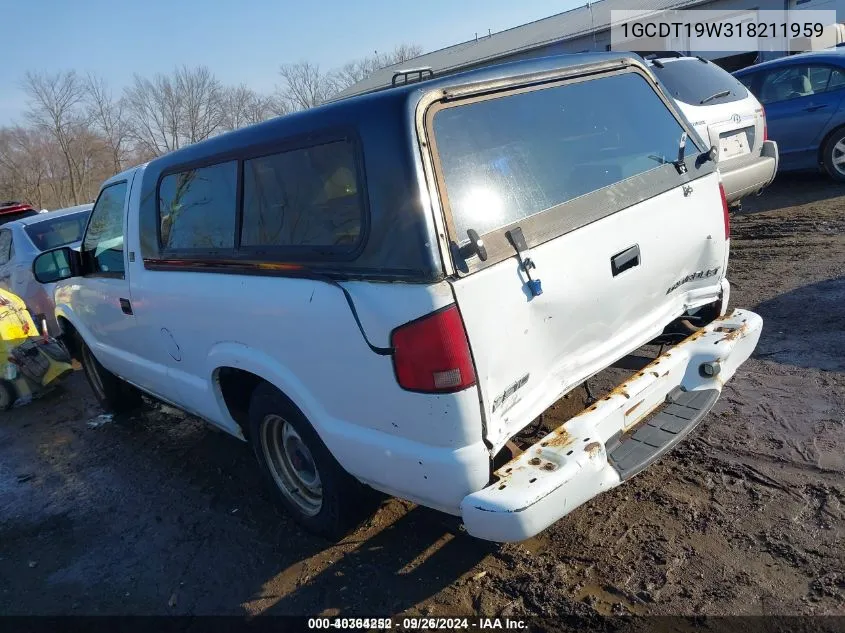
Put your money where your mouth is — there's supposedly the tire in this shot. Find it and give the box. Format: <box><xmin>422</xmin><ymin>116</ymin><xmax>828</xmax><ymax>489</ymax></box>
<box><xmin>822</xmin><ymin>128</ymin><xmax>845</xmax><ymax>182</ymax></box>
<box><xmin>248</xmin><ymin>383</ymin><xmax>371</xmax><ymax>540</ymax></box>
<box><xmin>78</xmin><ymin>335</ymin><xmax>144</xmax><ymax>413</ymax></box>
<box><xmin>0</xmin><ymin>380</ymin><xmax>16</xmax><ymax>411</ymax></box>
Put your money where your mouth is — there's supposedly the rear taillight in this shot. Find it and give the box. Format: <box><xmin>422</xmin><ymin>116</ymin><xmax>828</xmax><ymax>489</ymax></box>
<box><xmin>756</xmin><ymin>106</ymin><xmax>767</xmax><ymax>141</ymax></box>
<box><xmin>391</xmin><ymin>305</ymin><xmax>476</xmax><ymax>393</ymax></box>
<box><xmin>719</xmin><ymin>182</ymin><xmax>730</xmax><ymax>239</ymax></box>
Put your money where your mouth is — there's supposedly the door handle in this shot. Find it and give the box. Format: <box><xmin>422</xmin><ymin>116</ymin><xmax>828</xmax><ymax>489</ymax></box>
<box><xmin>611</xmin><ymin>244</ymin><xmax>640</xmax><ymax>277</ymax></box>
<box><xmin>805</xmin><ymin>104</ymin><xmax>828</xmax><ymax>112</ymax></box>
<box><xmin>119</xmin><ymin>298</ymin><xmax>133</xmax><ymax>315</ymax></box>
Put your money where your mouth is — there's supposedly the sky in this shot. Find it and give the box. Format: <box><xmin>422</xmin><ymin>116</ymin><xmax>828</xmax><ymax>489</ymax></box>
<box><xmin>1</xmin><ymin>0</ymin><xmax>584</xmax><ymax>125</ymax></box>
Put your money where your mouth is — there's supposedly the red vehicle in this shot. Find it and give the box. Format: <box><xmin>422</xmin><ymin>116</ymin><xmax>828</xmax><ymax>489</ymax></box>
<box><xmin>0</xmin><ymin>202</ymin><xmax>39</xmax><ymax>226</ymax></box>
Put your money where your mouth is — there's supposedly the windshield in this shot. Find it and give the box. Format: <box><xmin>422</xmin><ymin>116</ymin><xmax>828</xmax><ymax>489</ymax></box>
<box><xmin>432</xmin><ymin>71</ymin><xmax>698</xmax><ymax>240</ymax></box>
<box><xmin>24</xmin><ymin>211</ymin><xmax>90</xmax><ymax>251</ymax></box>
<box><xmin>650</xmin><ymin>59</ymin><xmax>747</xmax><ymax>106</ymax></box>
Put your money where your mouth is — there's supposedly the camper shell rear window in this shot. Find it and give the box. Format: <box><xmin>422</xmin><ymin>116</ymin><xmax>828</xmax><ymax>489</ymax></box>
<box><xmin>428</xmin><ymin>68</ymin><xmax>701</xmax><ymax>259</ymax></box>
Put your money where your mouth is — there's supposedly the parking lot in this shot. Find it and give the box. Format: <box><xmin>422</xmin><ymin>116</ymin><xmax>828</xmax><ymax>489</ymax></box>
<box><xmin>0</xmin><ymin>172</ymin><xmax>843</xmax><ymax>617</ymax></box>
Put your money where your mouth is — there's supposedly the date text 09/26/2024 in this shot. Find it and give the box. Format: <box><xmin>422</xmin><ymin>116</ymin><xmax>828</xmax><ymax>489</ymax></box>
<box><xmin>307</xmin><ymin>617</ymin><xmax>528</xmax><ymax>630</ymax></box>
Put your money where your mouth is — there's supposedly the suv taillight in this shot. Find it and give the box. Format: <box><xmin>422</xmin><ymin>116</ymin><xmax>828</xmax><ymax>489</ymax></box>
<box><xmin>720</xmin><ymin>182</ymin><xmax>730</xmax><ymax>239</ymax></box>
<box><xmin>391</xmin><ymin>305</ymin><xmax>476</xmax><ymax>393</ymax></box>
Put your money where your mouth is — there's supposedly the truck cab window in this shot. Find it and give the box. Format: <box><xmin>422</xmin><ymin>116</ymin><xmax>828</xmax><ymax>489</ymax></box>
<box><xmin>83</xmin><ymin>182</ymin><xmax>128</xmax><ymax>276</ymax></box>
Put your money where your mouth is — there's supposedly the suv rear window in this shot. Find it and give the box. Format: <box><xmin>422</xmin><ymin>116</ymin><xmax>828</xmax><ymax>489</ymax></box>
<box><xmin>650</xmin><ymin>59</ymin><xmax>747</xmax><ymax>106</ymax></box>
<box><xmin>432</xmin><ymin>71</ymin><xmax>698</xmax><ymax>240</ymax></box>
<box><xmin>25</xmin><ymin>212</ymin><xmax>90</xmax><ymax>251</ymax></box>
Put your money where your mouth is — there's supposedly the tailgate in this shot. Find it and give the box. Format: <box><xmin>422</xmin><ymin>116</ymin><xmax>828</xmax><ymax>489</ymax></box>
<box><xmin>424</xmin><ymin>63</ymin><xmax>728</xmax><ymax>449</ymax></box>
<box><xmin>450</xmin><ymin>178</ymin><xmax>726</xmax><ymax>448</ymax></box>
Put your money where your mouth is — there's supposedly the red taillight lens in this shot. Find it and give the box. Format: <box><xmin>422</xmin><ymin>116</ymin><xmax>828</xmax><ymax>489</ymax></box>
<box><xmin>757</xmin><ymin>106</ymin><xmax>767</xmax><ymax>142</ymax></box>
<box><xmin>391</xmin><ymin>305</ymin><xmax>476</xmax><ymax>393</ymax></box>
<box><xmin>719</xmin><ymin>182</ymin><xmax>730</xmax><ymax>239</ymax></box>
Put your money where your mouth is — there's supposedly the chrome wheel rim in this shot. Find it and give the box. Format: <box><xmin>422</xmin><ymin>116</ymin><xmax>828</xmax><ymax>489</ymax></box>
<box><xmin>832</xmin><ymin>139</ymin><xmax>845</xmax><ymax>176</ymax></box>
<box><xmin>83</xmin><ymin>347</ymin><xmax>106</xmax><ymax>401</ymax></box>
<box><xmin>260</xmin><ymin>414</ymin><xmax>322</xmax><ymax>516</ymax></box>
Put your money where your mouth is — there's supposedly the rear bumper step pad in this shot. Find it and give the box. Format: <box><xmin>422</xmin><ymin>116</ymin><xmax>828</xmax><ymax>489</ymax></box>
<box><xmin>606</xmin><ymin>388</ymin><xmax>719</xmax><ymax>480</ymax></box>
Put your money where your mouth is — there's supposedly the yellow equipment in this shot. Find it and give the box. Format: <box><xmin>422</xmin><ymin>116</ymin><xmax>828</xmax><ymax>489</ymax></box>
<box><xmin>0</xmin><ymin>288</ymin><xmax>73</xmax><ymax>410</ymax></box>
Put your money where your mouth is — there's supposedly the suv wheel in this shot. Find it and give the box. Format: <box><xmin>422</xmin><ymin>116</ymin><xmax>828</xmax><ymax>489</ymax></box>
<box><xmin>78</xmin><ymin>336</ymin><xmax>144</xmax><ymax>413</ymax></box>
<box><xmin>822</xmin><ymin>128</ymin><xmax>845</xmax><ymax>182</ymax></box>
<box><xmin>248</xmin><ymin>383</ymin><xmax>372</xmax><ymax>540</ymax></box>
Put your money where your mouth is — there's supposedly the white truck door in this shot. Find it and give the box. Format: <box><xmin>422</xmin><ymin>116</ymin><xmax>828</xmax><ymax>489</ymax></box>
<box><xmin>74</xmin><ymin>174</ymin><xmax>148</xmax><ymax>388</ymax></box>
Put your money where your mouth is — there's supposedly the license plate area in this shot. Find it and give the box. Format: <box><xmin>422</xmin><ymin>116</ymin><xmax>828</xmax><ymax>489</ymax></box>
<box><xmin>719</xmin><ymin>128</ymin><xmax>751</xmax><ymax>159</ymax></box>
<box><xmin>621</xmin><ymin>368</ymin><xmax>674</xmax><ymax>432</ymax></box>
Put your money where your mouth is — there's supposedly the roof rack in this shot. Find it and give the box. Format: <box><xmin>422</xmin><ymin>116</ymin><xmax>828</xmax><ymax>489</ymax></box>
<box><xmin>391</xmin><ymin>67</ymin><xmax>434</xmax><ymax>87</ymax></box>
<box><xmin>641</xmin><ymin>51</ymin><xmax>710</xmax><ymax>67</ymax></box>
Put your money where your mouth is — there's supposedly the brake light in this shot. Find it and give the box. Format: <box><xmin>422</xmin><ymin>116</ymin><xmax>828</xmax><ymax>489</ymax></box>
<box><xmin>720</xmin><ymin>182</ymin><xmax>730</xmax><ymax>239</ymax></box>
<box><xmin>391</xmin><ymin>305</ymin><xmax>476</xmax><ymax>393</ymax></box>
<box><xmin>756</xmin><ymin>106</ymin><xmax>767</xmax><ymax>141</ymax></box>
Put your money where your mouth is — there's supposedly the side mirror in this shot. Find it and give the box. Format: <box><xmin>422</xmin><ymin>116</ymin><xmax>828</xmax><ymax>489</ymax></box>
<box><xmin>32</xmin><ymin>246</ymin><xmax>81</xmax><ymax>284</ymax></box>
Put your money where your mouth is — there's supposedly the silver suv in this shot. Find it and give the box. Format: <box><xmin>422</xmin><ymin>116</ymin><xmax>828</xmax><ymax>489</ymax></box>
<box><xmin>647</xmin><ymin>54</ymin><xmax>779</xmax><ymax>207</ymax></box>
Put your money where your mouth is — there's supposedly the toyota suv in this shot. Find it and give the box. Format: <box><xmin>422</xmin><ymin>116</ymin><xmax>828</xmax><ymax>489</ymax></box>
<box><xmin>32</xmin><ymin>53</ymin><xmax>763</xmax><ymax>542</ymax></box>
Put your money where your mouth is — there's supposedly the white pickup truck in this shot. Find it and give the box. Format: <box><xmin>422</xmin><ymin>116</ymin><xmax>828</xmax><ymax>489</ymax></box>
<box><xmin>33</xmin><ymin>53</ymin><xmax>762</xmax><ymax>542</ymax></box>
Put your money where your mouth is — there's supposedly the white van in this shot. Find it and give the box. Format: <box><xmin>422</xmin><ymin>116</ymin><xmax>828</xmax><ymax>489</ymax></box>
<box><xmin>33</xmin><ymin>53</ymin><xmax>762</xmax><ymax>542</ymax></box>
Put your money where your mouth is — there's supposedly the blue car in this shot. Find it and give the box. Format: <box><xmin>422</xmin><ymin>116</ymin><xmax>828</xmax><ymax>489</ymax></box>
<box><xmin>734</xmin><ymin>49</ymin><xmax>845</xmax><ymax>181</ymax></box>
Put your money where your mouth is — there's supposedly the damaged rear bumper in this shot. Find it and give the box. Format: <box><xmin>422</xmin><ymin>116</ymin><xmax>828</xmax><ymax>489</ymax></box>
<box><xmin>460</xmin><ymin>308</ymin><xmax>763</xmax><ymax>542</ymax></box>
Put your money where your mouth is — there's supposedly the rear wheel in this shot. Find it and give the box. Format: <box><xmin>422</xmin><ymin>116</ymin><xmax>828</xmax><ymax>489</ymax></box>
<box><xmin>248</xmin><ymin>383</ymin><xmax>371</xmax><ymax>540</ymax></box>
<box><xmin>78</xmin><ymin>336</ymin><xmax>143</xmax><ymax>413</ymax></box>
<box><xmin>822</xmin><ymin>128</ymin><xmax>845</xmax><ymax>182</ymax></box>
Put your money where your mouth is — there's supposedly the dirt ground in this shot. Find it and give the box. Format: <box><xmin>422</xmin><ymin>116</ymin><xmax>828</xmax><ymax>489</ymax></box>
<box><xmin>0</xmin><ymin>172</ymin><xmax>843</xmax><ymax>619</ymax></box>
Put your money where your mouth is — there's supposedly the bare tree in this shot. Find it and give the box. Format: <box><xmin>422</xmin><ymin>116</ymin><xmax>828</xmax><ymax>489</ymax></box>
<box><xmin>0</xmin><ymin>124</ymin><xmax>109</xmax><ymax>209</ymax></box>
<box><xmin>124</xmin><ymin>72</ymin><xmax>183</xmax><ymax>157</ymax></box>
<box><xmin>5</xmin><ymin>40</ymin><xmax>424</xmax><ymax>202</ymax></box>
<box><xmin>124</xmin><ymin>66</ymin><xmax>226</xmax><ymax>157</ymax></box>
<box><xmin>70</xmin><ymin>125</ymin><xmax>109</xmax><ymax>201</ymax></box>
<box><xmin>0</xmin><ymin>127</ymin><xmax>47</xmax><ymax>207</ymax></box>
<box><xmin>21</xmin><ymin>71</ymin><xmax>86</xmax><ymax>204</ymax></box>
<box><xmin>334</xmin><ymin>44</ymin><xmax>425</xmax><ymax>90</ymax></box>
<box><xmin>175</xmin><ymin>66</ymin><xmax>224</xmax><ymax>144</ymax></box>
<box><xmin>389</xmin><ymin>43</ymin><xmax>425</xmax><ymax>64</ymax></box>
<box><xmin>85</xmin><ymin>74</ymin><xmax>130</xmax><ymax>173</ymax></box>
<box><xmin>277</xmin><ymin>62</ymin><xmax>339</xmax><ymax>111</ymax></box>
<box><xmin>220</xmin><ymin>84</ymin><xmax>277</xmax><ymax>131</ymax></box>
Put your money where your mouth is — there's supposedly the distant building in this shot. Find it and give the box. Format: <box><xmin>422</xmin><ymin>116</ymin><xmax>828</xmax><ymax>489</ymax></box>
<box><xmin>333</xmin><ymin>0</ymin><xmax>843</xmax><ymax>100</ymax></box>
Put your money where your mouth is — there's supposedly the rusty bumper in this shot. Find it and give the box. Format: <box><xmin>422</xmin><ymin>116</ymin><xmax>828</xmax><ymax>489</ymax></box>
<box><xmin>460</xmin><ymin>308</ymin><xmax>763</xmax><ymax>542</ymax></box>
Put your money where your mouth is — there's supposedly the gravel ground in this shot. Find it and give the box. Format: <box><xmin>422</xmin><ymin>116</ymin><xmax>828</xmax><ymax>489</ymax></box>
<box><xmin>0</xmin><ymin>172</ymin><xmax>843</xmax><ymax>618</ymax></box>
